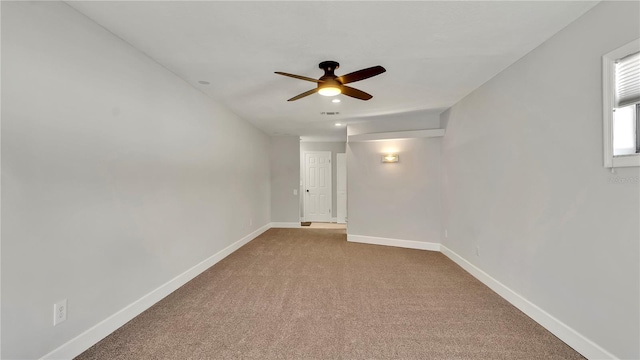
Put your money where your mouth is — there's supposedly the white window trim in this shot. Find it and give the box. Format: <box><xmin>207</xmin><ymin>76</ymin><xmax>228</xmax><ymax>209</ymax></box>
<box><xmin>602</xmin><ymin>39</ymin><xmax>640</xmax><ymax>168</ymax></box>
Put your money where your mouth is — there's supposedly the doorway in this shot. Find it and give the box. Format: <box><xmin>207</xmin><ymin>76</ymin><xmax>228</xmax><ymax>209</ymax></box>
<box><xmin>303</xmin><ymin>151</ymin><xmax>332</xmax><ymax>222</ymax></box>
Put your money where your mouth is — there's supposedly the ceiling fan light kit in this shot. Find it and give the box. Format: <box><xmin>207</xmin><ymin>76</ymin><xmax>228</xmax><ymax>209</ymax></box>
<box><xmin>275</xmin><ymin>61</ymin><xmax>385</xmax><ymax>101</ymax></box>
<box><xmin>318</xmin><ymin>83</ymin><xmax>341</xmax><ymax>97</ymax></box>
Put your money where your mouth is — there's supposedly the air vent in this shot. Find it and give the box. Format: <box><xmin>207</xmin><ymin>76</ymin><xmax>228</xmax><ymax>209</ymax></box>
<box><xmin>320</xmin><ymin>112</ymin><xmax>340</xmax><ymax>115</ymax></box>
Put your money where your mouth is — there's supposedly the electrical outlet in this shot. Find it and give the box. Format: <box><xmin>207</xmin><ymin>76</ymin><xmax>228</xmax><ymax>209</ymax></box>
<box><xmin>293</xmin><ymin>189</ymin><xmax>298</xmax><ymax>195</ymax></box>
<box><xmin>249</xmin><ymin>218</ymin><xmax>253</xmax><ymax>226</ymax></box>
<box><xmin>444</xmin><ymin>229</ymin><xmax>448</xmax><ymax>238</ymax></box>
<box><xmin>476</xmin><ymin>245</ymin><xmax>480</xmax><ymax>257</ymax></box>
<box><xmin>54</xmin><ymin>299</ymin><xmax>67</xmax><ymax>326</ymax></box>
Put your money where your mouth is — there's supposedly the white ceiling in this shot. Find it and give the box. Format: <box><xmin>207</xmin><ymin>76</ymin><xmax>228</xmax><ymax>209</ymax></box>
<box><xmin>68</xmin><ymin>1</ymin><xmax>598</xmax><ymax>141</ymax></box>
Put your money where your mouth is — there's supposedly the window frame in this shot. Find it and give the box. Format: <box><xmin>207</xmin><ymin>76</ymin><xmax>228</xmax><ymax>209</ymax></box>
<box><xmin>637</xmin><ymin>104</ymin><xmax>640</xmax><ymax>153</ymax></box>
<box><xmin>602</xmin><ymin>39</ymin><xmax>640</xmax><ymax>168</ymax></box>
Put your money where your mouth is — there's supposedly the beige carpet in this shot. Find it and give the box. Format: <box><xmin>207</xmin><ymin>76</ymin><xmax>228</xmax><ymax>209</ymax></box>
<box><xmin>76</xmin><ymin>228</ymin><xmax>583</xmax><ymax>359</ymax></box>
<box><xmin>307</xmin><ymin>222</ymin><xmax>346</xmax><ymax>229</ymax></box>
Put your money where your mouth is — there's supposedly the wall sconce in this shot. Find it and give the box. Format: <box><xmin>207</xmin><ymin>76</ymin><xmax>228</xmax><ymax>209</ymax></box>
<box><xmin>382</xmin><ymin>154</ymin><xmax>399</xmax><ymax>163</ymax></box>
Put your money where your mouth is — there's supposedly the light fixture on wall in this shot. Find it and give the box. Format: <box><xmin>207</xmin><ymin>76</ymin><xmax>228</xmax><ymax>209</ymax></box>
<box><xmin>382</xmin><ymin>153</ymin><xmax>399</xmax><ymax>163</ymax></box>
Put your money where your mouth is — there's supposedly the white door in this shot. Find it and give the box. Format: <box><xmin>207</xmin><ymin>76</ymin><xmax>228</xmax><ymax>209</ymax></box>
<box><xmin>336</xmin><ymin>153</ymin><xmax>347</xmax><ymax>224</ymax></box>
<box><xmin>304</xmin><ymin>151</ymin><xmax>331</xmax><ymax>222</ymax></box>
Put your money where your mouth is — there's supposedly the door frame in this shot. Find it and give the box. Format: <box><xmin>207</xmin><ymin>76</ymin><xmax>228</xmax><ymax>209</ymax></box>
<box><xmin>336</xmin><ymin>153</ymin><xmax>347</xmax><ymax>224</ymax></box>
<box><xmin>303</xmin><ymin>151</ymin><xmax>332</xmax><ymax>222</ymax></box>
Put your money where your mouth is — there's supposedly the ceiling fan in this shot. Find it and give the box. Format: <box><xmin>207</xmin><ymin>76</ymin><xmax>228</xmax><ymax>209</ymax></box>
<box><xmin>275</xmin><ymin>61</ymin><xmax>386</xmax><ymax>101</ymax></box>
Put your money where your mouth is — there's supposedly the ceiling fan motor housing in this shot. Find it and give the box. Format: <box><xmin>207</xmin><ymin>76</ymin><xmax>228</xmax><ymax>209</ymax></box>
<box><xmin>318</xmin><ymin>61</ymin><xmax>342</xmax><ymax>93</ymax></box>
<box><xmin>319</xmin><ymin>61</ymin><xmax>340</xmax><ymax>75</ymax></box>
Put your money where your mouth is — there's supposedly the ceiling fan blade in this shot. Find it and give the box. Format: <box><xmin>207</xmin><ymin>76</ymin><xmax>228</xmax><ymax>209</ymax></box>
<box><xmin>338</xmin><ymin>66</ymin><xmax>386</xmax><ymax>85</ymax></box>
<box><xmin>275</xmin><ymin>72</ymin><xmax>322</xmax><ymax>83</ymax></box>
<box><xmin>341</xmin><ymin>86</ymin><xmax>373</xmax><ymax>100</ymax></box>
<box><xmin>288</xmin><ymin>88</ymin><xmax>318</xmax><ymax>101</ymax></box>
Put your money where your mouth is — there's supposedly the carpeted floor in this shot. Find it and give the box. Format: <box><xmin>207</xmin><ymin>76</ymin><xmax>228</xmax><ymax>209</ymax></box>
<box><xmin>76</xmin><ymin>228</ymin><xmax>584</xmax><ymax>359</ymax></box>
<box><xmin>306</xmin><ymin>222</ymin><xmax>347</xmax><ymax>229</ymax></box>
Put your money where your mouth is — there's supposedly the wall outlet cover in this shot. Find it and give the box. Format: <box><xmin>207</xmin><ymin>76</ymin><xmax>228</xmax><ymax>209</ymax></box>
<box><xmin>54</xmin><ymin>299</ymin><xmax>67</xmax><ymax>326</ymax></box>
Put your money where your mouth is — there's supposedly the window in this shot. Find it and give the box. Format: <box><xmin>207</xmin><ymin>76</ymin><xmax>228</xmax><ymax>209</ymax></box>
<box><xmin>603</xmin><ymin>39</ymin><xmax>640</xmax><ymax>167</ymax></box>
<box><xmin>613</xmin><ymin>103</ymin><xmax>638</xmax><ymax>156</ymax></box>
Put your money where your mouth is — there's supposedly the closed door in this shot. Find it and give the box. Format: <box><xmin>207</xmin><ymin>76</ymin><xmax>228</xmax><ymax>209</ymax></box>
<box><xmin>304</xmin><ymin>151</ymin><xmax>331</xmax><ymax>222</ymax></box>
<box><xmin>336</xmin><ymin>153</ymin><xmax>347</xmax><ymax>224</ymax></box>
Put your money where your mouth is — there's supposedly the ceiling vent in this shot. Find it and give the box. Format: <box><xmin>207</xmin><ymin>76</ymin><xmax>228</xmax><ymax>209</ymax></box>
<box><xmin>321</xmin><ymin>112</ymin><xmax>340</xmax><ymax>115</ymax></box>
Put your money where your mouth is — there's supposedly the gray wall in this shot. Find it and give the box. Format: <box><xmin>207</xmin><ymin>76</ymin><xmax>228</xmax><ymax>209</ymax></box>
<box><xmin>348</xmin><ymin>111</ymin><xmax>442</xmax><ymax>136</ymax></box>
<box><xmin>270</xmin><ymin>136</ymin><xmax>300</xmax><ymax>223</ymax></box>
<box><xmin>440</xmin><ymin>2</ymin><xmax>639</xmax><ymax>359</ymax></box>
<box><xmin>299</xmin><ymin>142</ymin><xmax>346</xmax><ymax>220</ymax></box>
<box><xmin>1</xmin><ymin>2</ymin><xmax>270</xmax><ymax>359</ymax></box>
<box><xmin>346</xmin><ymin>113</ymin><xmax>442</xmax><ymax>242</ymax></box>
<box><xmin>347</xmin><ymin>138</ymin><xmax>441</xmax><ymax>242</ymax></box>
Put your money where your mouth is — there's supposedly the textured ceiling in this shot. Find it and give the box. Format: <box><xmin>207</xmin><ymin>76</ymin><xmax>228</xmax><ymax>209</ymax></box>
<box><xmin>68</xmin><ymin>1</ymin><xmax>598</xmax><ymax>141</ymax></box>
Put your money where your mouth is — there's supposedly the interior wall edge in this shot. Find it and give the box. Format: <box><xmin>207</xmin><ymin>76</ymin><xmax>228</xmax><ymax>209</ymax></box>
<box><xmin>439</xmin><ymin>245</ymin><xmax>617</xmax><ymax>360</ymax></box>
<box><xmin>39</xmin><ymin>223</ymin><xmax>272</xmax><ymax>360</ymax></box>
<box><xmin>345</xmin><ymin>233</ymin><xmax>614</xmax><ymax>358</ymax></box>
<box><xmin>346</xmin><ymin>234</ymin><xmax>441</xmax><ymax>252</ymax></box>
<box><xmin>38</xmin><ymin>227</ymin><xmax>616</xmax><ymax>360</ymax></box>
<box><xmin>270</xmin><ymin>222</ymin><xmax>302</xmax><ymax>229</ymax></box>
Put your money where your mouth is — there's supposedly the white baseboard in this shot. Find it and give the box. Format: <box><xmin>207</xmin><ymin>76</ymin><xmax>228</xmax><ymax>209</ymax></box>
<box><xmin>270</xmin><ymin>222</ymin><xmax>301</xmax><ymax>228</ymax></box>
<box><xmin>41</xmin><ymin>225</ymin><xmax>615</xmax><ymax>360</ymax></box>
<box><xmin>331</xmin><ymin>217</ymin><xmax>337</xmax><ymax>223</ymax></box>
<box><xmin>347</xmin><ymin>234</ymin><xmax>440</xmax><ymax>251</ymax></box>
<box><xmin>41</xmin><ymin>224</ymin><xmax>271</xmax><ymax>360</ymax></box>
<box><xmin>440</xmin><ymin>245</ymin><xmax>616</xmax><ymax>360</ymax></box>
